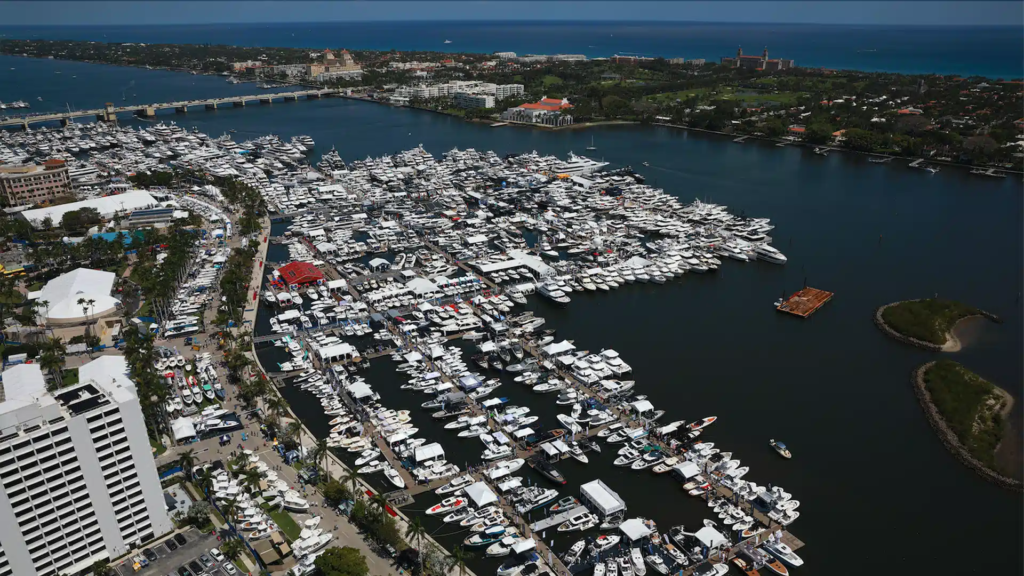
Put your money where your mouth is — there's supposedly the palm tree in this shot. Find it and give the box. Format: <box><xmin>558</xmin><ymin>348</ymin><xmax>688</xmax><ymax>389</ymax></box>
<box><xmin>404</xmin><ymin>516</ymin><xmax>428</xmax><ymax>575</ymax></box>
<box><xmin>177</xmin><ymin>449</ymin><xmax>197</xmax><ymax>479</ymax></box>
<box><xmin>194</xmin><ymin>468</ymin><xmax>214</xmax><ymax>502</ymax></box>
<box><xmin>285</xmin><ymin>420</ymin><xmax>303</xmax><ymax>448</ymax></box>
<box><xmin>231</xmin><ymin>451</ymin><xmax>250</xmax><ymax>472</ymax></box>
<box><xmin>39</xmin><ymin>351</ymin><xmax>64</xmax><ymax>391</ymax></box>
<box><xmin>369</xmin><ymin>492</ymin><xmax>390</xmax><ymax>520</ymax></box>
<box><xmin>220</xmin><ymin>539</ymin><xmax>244</xmax><ymax>561</ymax></box>
<box><xmin>241</xmin><ymin>469</ymin><xmax>262</xmax><ymax>493</ymax></box>
<box><xmin>220</xmin><ymin>498</ymin><xmax>239</xmax><ymax>529</ymax></box>
<box><xmin>310</xmin><ymin>437</ymin><xmax>329</xmax><ymax>474</ymax></box>
<box><xmin>341</xmin><ymin>468</ymin><xmax>362</xmax><ymax>496</ymax></box>
<box><xmin>449</xmin><ymin>545</ymin><xmax>470</xmax><ymax>576</ymax></box>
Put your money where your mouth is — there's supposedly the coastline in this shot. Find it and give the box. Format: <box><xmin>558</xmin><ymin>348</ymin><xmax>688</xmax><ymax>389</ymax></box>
<box><xmin>873</xmin><ymin>300</ymin><xmax>1001</xmax><ymax>352</ymax></box>
<box><xmin>911</xmin><ymin>362</ymin><xmax>1022</xmax><ymax>492</ymax></box>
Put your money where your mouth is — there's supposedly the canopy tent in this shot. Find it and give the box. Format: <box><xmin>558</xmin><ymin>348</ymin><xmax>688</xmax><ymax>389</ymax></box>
<box><xmin>171</xmin><ymin>417</ymin><xmax>197</xmax><ymax>442</ymax></box>
<box><xmin>695</xmin><ymin>526</ymin><xmax>728</xmax><ymax>548</ymax></box>
<box><xmin>672</xmin><ymin>461</ymin><xmax>702</xmax><ymax>480</ymax></box>
<box><xmin>464</xmin><ymin>482</ymin><xmax>498</xmax><ymax>508</ymax></box>
<box><xmin>511</xmin><ymin>539</ymin><xmax>537</xmax><ymax>555</ymax></box>
<box><xmin>541</xmin><ymin>341</ymin><xmax>576</xmax><ymax>356</ymax></box>
<box><xmin>414</xmin><ymin>443</ymin><xmax>445</xmax><ymax>463</ymax></box>
<box><xmin>496</xmin><ymin>477</ymin><xmax>523</xmax><ymax>493</ymax></box>
<box><xmin>348</xmin><ymin>382</ymin><xmax>376</xmax><ymax>399</ymax></box>
<box><xmin>37</xmin><ymin>268</ymin><xmax>120</xmax><ymax>325</ymax></box>
<box><xmin>619</xmin><ymin>518</ymin><xmax>653</xmax><ymax>541</ymax></box>
<box><xmin>403</xmin><ymin>351</ymin><xmax>424</xmax><ymax>363</ymax></box>
<box><xmin>630</xmin><ymin>400</ymin><xmax>654</xmax><ymax>414</ymax></box>
<box><xmin>458</xmin><ymin>375</ymin><xmax>483</xmax><ymax>391</ymax></box>
<box><xmin>512</xmin><ymin>427</ymin><xmax>535</xmax><ymax>440</ymax></box>
<box><xmin>580</xmin><ymin>479</ymin><xmax>626</xmax><ymax>516</ymax></box>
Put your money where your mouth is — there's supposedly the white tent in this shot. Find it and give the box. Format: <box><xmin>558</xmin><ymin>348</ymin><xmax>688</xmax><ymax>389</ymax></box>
<box><xmin>37</xmin><ymin>268</ymin><xmax>120</xmax><ymax>325</ymax></box>
<box><xmin>541</xmin><ymin>340</ymin><xmax>576</xmax><ymax>356</ymax></box>
<box><xmin>171</xmin><ymin>417</ymin><xmax>197</xmax><ymax>442</ymax></box>
<box><xmin>464</xmin><ymin>482</ymin><xmax>498</xmax><ymax>508</ymax></box>
<box><xmin>630</xmin><ymin>400</ymin><xmax>654</xmax><ymax>414</ymax></box>
<box><xmin>695</xmin><ymin>526</ymin><xmax>728</xmax><ymax>548</ymax></box>
<box><xmin>619</xmin><ymin>518</ymin><xmax>653</xmax><ymax>541</ymax></box>
<box><xmin>672</xmin><ymin>461</ymin><xmax>702</xmax><ymax>479</ymax></box>
<box><xmin>415</xmin><ymin>443</ymin><xmax>445</xmax><ymax>463</ymax></box>
<box><xmin>580</xmin><ymin>479</ymin><xmax>626</xmax><ymax>516</ymax></box>
<box><xmin>348</xmin><ymin>382</ymin><xmax>375</xmax><ymax>399</ymax></box>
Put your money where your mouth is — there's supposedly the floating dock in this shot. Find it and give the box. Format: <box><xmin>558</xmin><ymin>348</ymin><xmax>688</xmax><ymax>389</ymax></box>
<box><xmin>777</xmin><ymin>287</ymin><xmax>834</xmax><ymax>318</ymax></box>
<box><xmin>528</xmin><ymin>505</ymin><xmax>588</xmax><ymax>532</ymax></box>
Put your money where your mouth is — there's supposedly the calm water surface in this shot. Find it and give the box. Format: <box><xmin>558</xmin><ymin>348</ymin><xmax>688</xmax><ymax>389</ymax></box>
<box><xmin>6</xmin><ymin>60</ymin><xmax>1021</xmax><ymax>575</ymax></box>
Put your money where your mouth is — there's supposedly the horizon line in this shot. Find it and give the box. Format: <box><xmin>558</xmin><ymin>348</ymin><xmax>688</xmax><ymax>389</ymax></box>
<box><xmin>2</xmin><ymin>19</ymin><xmax>1021</xmax><ymax>28</ymax></box>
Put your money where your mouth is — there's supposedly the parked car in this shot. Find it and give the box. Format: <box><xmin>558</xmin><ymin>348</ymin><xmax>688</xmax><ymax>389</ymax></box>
<box><xmin>174</xmin><ymin>533</ymin><xmax>188</xmax><ymax>546</ymax></box>
<box><xmin>209</xmin><ymin>548</ymin><xmax>224</xmax><ymax>563</ymax></box>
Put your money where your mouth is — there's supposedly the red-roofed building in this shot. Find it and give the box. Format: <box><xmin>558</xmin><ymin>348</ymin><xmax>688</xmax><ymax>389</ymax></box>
<box><xmin>721</xmin><ymin>47</ymin><xmax>794</xmax><ymax>72</ymax></box>
<box><xmin>277</xmin><ymin>261</ymin><xmax>323</xmax><ymax>286</ymax></box>
<box><xmin>501</xmin><ymin>97</ymin><xmax>574</xmax><ymax>126</ymax></box>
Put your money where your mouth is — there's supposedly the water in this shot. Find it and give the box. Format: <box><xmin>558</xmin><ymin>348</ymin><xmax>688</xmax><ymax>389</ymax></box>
<box><xmin>3</xmin><ymin>22</ymin><xmax>1023</xmax><ymax>78</ymax></box>
<box><xmin>6</xmin><ymin>57</ymin><xmax>1022</xmax><ymax>574</ymax></box>
<box><xmin>211</xmin><ymin>100</ymin><xmax>1022</xmax><ymax>574</ymax></box>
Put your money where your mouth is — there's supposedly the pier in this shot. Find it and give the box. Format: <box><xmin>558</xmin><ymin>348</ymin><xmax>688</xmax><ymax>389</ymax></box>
<box><xmin>0</xmin><ymin>89</ymin><xmax>338</xmax><ymax>129</ymax></box>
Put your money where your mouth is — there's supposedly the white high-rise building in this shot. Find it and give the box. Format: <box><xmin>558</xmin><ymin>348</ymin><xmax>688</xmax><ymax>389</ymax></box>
<box><xmin>0</xmin><ymin>359</ymin><xmax>172</xmax><ymax>576</ymax></box>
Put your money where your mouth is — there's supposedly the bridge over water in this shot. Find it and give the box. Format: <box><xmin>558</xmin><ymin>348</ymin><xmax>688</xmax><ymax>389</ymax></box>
<box><xmin>1</xmin><ymin>89</ymin><xmax>339</xmax><ymax>129</ymax></box>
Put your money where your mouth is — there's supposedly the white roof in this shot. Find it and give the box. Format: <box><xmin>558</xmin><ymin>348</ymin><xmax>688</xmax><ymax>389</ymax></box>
<box><xmin>624</xmin><ymin>256</ymin><xmax>653</xmax><ymax>269</ymax></box>
<box><xmin>415</xmin><ymin>442</ymin><xmax>445</xmax><ymax>463</ymax></box>
<box><xmin>512</xmin><ymin>427</ymin><xmax>535</xmax><ymax>439</ymax></box>
<box><xmin>0</xmin><ymin>363</ymin><xmax>47</xmax><ymax>403</ymax></box>
<box><xmin>465</xmin><ymin>234</ymin><xmax>488</xmax><ymax>244</ymax></box>
<box><xmin>464</xmin><ymin>482</ymin><xmax>498</xmax><ymax>507</ymax></box>
<box><xmin>79</xmin><ymin>355</ymin><xmax>135</xmax><ymax>393</ymax></box>
<box><xmin>580</xmin><ymin>479</ymin><xmax>626</xmax><ymax>515</ymax></box>
<box><xmin>403</xmin><ymin>351</ymin><xmax>424</xmax><ymax>363</ymax></box>
<box><xmin>22</xmin><ymin>190</ymin><xmax>159</xmax><ymax>229</ymax></box>
<box><xmin>672</xmin><ymin>461</ymin><xmax>702</xmax><ymax>479</ymax></box>
<box><xmin>541</xmin><ymin>340</ymin><xmax>576</xmax><ymax>356</ymax></box>
<box><xmin>406</xmin><ymin>277</ymin><xmax>439</xmax><ymax>295</ymax></box>
<box><xmin>39</xmin><ymin>268</ymin><xmax>119</xmax><ymax>322</ymax></box>
<box><xmin>496</xmin><ymin>477</ymin><xmax>523</xmax><ymax>492</ymax></box>
<box><xmin>656</xmin><ymin>420</ymin><xmax>685</xmax><ymax>435</ymax></box>
<box><xmin>171</xmin><ymin>417</ymin><xmax>197</xmax><ymax>441</ymax></box>
<box><xmin>327</xmin><ymin>279</ymin><xmax>348</xmax><ymax>289</ymax></box>
<box><xmin>619</xmin><ymin>518</ymin><xmax>653</xmax><ymax>541</ymax></box>
<box><xmin>511</xmin><ymin>539</ymin><xmax>536</xmax><ymax>554</ymax></box>
<box><xmin>368</xmin><ymin>257</ymin><xmax>390</xmax><ymax>268</ymax></box>
<box><xmin>319</xmin><ymin>342</ymin><xmax>357</xmax><ymax>360</ymax></box>
<box><xmin>695</xmin><ymin>526</ymin><xmax>728</xmax><ymax>548</ymax></box>
<box><xmin>630</xmin><ymin>400</ymin><xmax>654</xmax><ymax>413</ymax></box>
<box><xmin>348</xmin><ymin>382</ymin><xmax>374</xmax><ymax>399</ymax></box>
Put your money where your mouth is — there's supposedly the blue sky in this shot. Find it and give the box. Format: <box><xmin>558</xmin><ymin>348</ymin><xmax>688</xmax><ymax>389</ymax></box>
<box><xmin>0</xmin><ymin>1</ymin><xmax>1021</xmax><ymax>26</ymax></box>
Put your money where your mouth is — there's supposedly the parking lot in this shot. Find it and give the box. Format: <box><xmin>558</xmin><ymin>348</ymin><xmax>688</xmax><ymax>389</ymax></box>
<box><xmin>111</xmin><ymin>528</ymin><xmax>243</xmax><ymax>576</ymax></box>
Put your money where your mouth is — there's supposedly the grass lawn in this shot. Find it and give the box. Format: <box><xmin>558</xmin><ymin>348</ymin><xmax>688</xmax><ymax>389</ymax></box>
<box><xmin>882</xmin><ymin>299</ymin><xmax>980</xmax><ymax>345</ymax></box>
<box><xmin>721</xmin><ymin>91</ymin><xmax>804</xmax><ymax>106</ymax></box>
<box><xmin>923</xmin><ymin>360</ymin><xmax>1008</xmax><ymax>469</ymax></box>
<box><xmin>62</xmin><ymin>368</ymin><xmax>79</xmax><ymax>387</ymax></box>
<box><xmin>268</xmin><ymin>509</ymin><xmax>301</xmax><ymax>540</ymax></box>
<box><xmin>645</xmin><ymin>87</ymin><xmax>713</xmax><ymax>103</ymax></box>
<box><xmin>541</xmin><ymin>75</ymin><xmax>563</xmax><ymax>87</ymax></box>
<box><xmin>150</xmin><ymin>438</ymin><xmax>167</xmax><ymax>456</ymax></box>
<box><xmin>27</xmin><ymin>281</ymin><xmax>44</xmax><ymax>291</ymax></box>
<box><xmin>137</xmin><ymin>300</ymin><xmax>152</xmax><ymax>318</ymax></box>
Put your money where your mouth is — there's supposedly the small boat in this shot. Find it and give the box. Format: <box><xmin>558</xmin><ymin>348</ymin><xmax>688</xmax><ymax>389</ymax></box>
<box><xmin>557</xmin><ymin>511</ymin><xmax>597</xmax><ymax>532</ymax></box>
<box><xmin>563</xmin><ymin>539</ymin><xmax>586</xmax><ymax>564</ymax></box>
<box><xmin>762</xmin><ymin>541</ymin><xmax>804</xmax><ymax>568</ymax></box>
<box><xmin>592</xmin><ymin>534</ymin><xmax>621</xmax><ymax>552</ymax></box>
<box><xmin>689</xmin><ymin>416</ymin><xmax>717</xmax><ymax>430</ymax></box>
<box><xmin>549</xmin><ymin>496</ymin><xmax>579</xmax><ymax>513</ymax></box>
<box><xmin>426</xmin><ymin>497</ymin><xmax>467</xmax><ymax>516</ymax></box>
<box><xmin>384</xmin><ymin>465</ymin><xmax>405</xmax><ymax>488</ymax></box>
<box><xmin>770</xmin><ymin>439</ymin><xmax>791</xmax><ymax>459</ymax></box>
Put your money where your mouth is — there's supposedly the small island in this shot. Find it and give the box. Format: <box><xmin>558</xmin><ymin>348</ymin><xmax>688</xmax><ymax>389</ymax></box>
<box><xmin>914</xmin><ymin>360</ymin><xmax>1020</xmax><ymax>490</ymax></box>
<box><xmin>875</xmin><ymin>298</ymin><xmax>997</xmax><ymax>351</ymax></box>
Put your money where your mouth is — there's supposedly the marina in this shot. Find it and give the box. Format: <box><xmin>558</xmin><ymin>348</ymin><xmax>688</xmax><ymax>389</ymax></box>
<box><xmin>0</xmin><ymin>83</ymin><xmax>1020</xmax><ymax>575</ymax></box>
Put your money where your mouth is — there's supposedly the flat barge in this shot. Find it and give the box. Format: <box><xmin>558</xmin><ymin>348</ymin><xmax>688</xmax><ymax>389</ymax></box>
<box><xmin>777</xmin><ymin>287</ymin><xmax>834</xmax><ymax>318</ymax></box>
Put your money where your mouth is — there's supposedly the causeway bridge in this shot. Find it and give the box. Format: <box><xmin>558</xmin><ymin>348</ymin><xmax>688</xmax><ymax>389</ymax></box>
<box><xmin>1</xmin><ymin>89</ymin><xmax>338</xmax><ymax>129</ymax></box>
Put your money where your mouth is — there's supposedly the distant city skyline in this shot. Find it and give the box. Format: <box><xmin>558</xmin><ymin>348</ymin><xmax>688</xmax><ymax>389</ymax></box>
<box><xmin>0</xmin><ymin>1</ymin><xmax>1022</xmax><ymax>27</ymax></box>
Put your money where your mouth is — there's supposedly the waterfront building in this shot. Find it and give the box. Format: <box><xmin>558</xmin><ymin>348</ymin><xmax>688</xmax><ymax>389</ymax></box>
<box><xmin>454</xmin><ymin>92</ymin><xmax>495</xmax><ymax>109</ymax></box>
<box><xmin>0</xmin><ymin>361</ymin><xmax>173</xmax><ymax>576</ymax></box>
<box><xmin>315</xmin><ymin>70</ymin><xmax>363</xmax><ymax>82</ymax></box>
<box><xmin>500</xmin><ymin>96</ymin><xmax>574</xmax><ymax>126</ymax></box>
<box><xmin>494</xmin><ymin>84</ymin><xmax>525</xmax><ymax>100</ymax></box>
<box><xmin>721</xmin><ymin>47</ymin><xmax>794</xmax><ymax>71</ymax></box>
<box><xmin>0</xmin><ymin>159</ymin><xmax>71</xmax><ymax>207</ymax></box>
<box><xmin>19</xmin><ymin>190</ymin><xmax>159</xmax><ymax>229</ymax></box>
<box><xmin>494</xmin><ymin>52</ymin><xmax>517</xmax><ymax>59</ymax></box>
<box><xmin>269</xmin><ymin>64</ymin><xmax>307</xmax><ymax>79</ymax></box>
<box><xmin>230</xmin><ymin>60</ymin><xmax>262</xmax><ymax>71</ymax></box>
<box><xmin>308</xmin><ymin>49</ymin><xmax>362</xmax><ymax>79</ymax></box>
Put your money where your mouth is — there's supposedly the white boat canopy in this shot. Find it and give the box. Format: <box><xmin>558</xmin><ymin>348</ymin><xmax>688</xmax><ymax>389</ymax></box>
<box><xmin>464</xmin><ymin>482</ymin><xmax>498</xmax><ymax>508</ymax></box>
<box><xmin>403</xmin><ymin>351</ymin><xmax>424</xmax><ymax>363</ymax></box>
<box><xmin>348</xmin><ymin>382</ymin><xmax>375</xmax><ymax>399</ymax></box>
<box><xmin>619</xmin><ymin>518</ymin><xmax>653</xmax><ymax>541</ymax></box>
<box><xmin>656</xmin><ymin>420</ymin><xmax>686</xmax><ymax>435</ymax></box>
<box><xmin>580</xmin><ymin>479</ymin><xmax>626</xmax><ymax>516</ymax></box>
<box><xmin>496</xmin><ymin>477</ymin><xmax>523</xmax><ymax>493</ymax></box>
<box><xmin>171</xmin><ymin>417</ymin><xmax>197</xmax><ymax>442</ymax></box>
<box><xmin>511</xmin><ymin>539</ymin><xmax>537</xmax><ymax>554</ymax></box>
<box><xmin>630</xmin><ymin>400</ymin><xmax>654</xmax><ymax>414</ymax></box>
<box><xmin>512</xmin><ymin>427</ymin><xmax>535</xmax><ymax>439</ymax></box>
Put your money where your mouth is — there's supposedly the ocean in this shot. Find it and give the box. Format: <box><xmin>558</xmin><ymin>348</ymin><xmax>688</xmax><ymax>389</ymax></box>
<box><xmin>2</xmin><ymin>21</ymin><xmax>1023</xmax><ymax>78</ymax></box>
<box><xmin>2</xmin><ymin>52</ymin><xmax>1022</xmax><ymax>576</ymax></box>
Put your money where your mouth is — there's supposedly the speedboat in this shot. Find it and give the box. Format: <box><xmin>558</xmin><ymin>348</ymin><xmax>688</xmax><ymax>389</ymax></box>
<box><xmin>426</xmin><ymin>497</ymin><xmax>468</xmax><ymax>516</ymax></box>
<box><xmin>689</xmin><ymin>416</ymin><xmax>717</xmax><ymax>430</ymax></box>
<box><xmin>487</xmin><ymin>535</ymin><xmax>526</xmax><ymax>557</ymax></box>
<box><xmin>549</xmin><ymin>496</ymin><xmax>579</xmax><ymax>512</ymax></box>
<box><xmin>770</xmin><ymin>439</ymin><xmax>792</xmax><ymax>459</ymax></box>
<box><xmin>563</xmin><ymin>539</ymin><xmax>586</xmax><ymax>564</ymax></box>
<box><xmin>762</xmin><ymin>541</ymin><xmax>804</xmax><ymax>568</ymax></box>
<box><xmin>436</xmin><ymin>474</ymin><xmax>475</xmax><ymax>494</ymax></box>
<box><xmin>631</xmin><ymin>548</ymin><xmax>647</xmax><ymax>576</ymax></box>
<box><xmin>557</xmin><ymin>511</ymin><xmax>597</xmax><ymax>532</ymax></box>
<box><xmin>592</xmin><ymin>534</ymin><xmax>621</xmax><ymax>552</ymax></box>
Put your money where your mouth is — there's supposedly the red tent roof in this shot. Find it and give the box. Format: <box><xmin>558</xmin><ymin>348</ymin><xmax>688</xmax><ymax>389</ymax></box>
<box><xmin>277</xmin><ymin>261</ymin><xmax>324</xmax><ymax>285</ymax></box>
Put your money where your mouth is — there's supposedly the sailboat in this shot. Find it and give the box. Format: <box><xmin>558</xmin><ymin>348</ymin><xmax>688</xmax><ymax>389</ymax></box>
<box><xmin>586</xmin><ymin>136</ymin><xmax>597</xmax><ymax>151</ymax></box>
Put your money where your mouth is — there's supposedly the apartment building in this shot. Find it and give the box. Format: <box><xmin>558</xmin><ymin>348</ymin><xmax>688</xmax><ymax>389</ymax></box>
<box><xmin>454</xmin><ymin>92</ymin><xmax>495</xmax><ymax>109</ymax></box>
<box><xmin>0</xmin><ymin>360</ymin><xmax>172</xmax><ymax>576</ymax></box>
<box><xmin>0</xmin><ymin>159</ymin><xmax>72</xmax><ymax>207</ymax></box>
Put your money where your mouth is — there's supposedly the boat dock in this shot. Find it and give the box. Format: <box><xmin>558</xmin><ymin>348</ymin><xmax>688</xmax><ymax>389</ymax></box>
<box><xmin>528</xmin><ymin>505</ymin><xmax>588</xmax><ymax>531</ymax></box>
<box><xmin>777</xmin><ymin>287</ymin><xmax>834</xmax><ymax>318</ymax></box>
<box><xmin>733</xmin><ymin>135</ymin><xmax>749</xmax><ymax>143</ymax></box>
